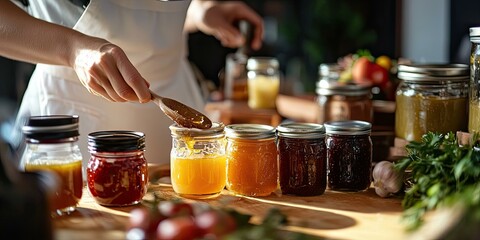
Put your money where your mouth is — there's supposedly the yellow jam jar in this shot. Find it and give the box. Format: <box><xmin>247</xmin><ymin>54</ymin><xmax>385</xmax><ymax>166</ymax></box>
<box><xmin>247</xmin><ymin>57</ymin><xmax>280</xmax><ymax>109</ymax></box>
<box><xmin>225</xmin><ymin>124</ymin><xmax>278</xmax><ymax>196</ymax></box>
<box><xmin>395</xmin><ymin>64</ymin><xmax>468</xmax><ymax>142</ymax></box>
<box><xmin>169</xmin><ymin>122</ymin><xmax>226</xmax><ymax>199</ymax></box>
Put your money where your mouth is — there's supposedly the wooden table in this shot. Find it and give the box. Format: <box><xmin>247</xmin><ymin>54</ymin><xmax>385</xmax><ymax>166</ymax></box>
<box><xmin>53</xmin><ymin>166</ymin><xmax>407</xmax><ymax>240</ymax></box>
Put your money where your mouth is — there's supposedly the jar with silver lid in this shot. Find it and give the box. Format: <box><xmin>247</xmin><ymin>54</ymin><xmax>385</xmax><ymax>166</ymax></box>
<box><xmin>247</xmin><ymin>57</ymin><xmax>280</xmax><ymax>109</ymax></box>
<box><xmin>225</xmin><ymin>124</ymin><xmax>278</xmax><ymax>196</ymax></box>
<box><xmin>395</xmin><ymin>64</ymin><xmax>469</xmax><ymax>142</ymax></box>
<box><xmin>469</xmin><ymin>27</ymin><xmax>480</xmax><ymax>133</ymax></box>
<box><xmin>276</xmin><ymin>122</ymin><xmax>326</xmax><ymax>196</ymax></box>
<box><xmin>324</xmin><ymin>120</ymin><xmax>372</xmax><ymax>191</ymax></box>
<box><xmin>316</xmin><ymin>80</ymin><xmax>373</xmax><ymax>123</ymax></box>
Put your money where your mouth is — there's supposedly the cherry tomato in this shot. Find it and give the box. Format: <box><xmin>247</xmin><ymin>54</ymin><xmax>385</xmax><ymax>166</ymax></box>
<box><xmin>158</xmin><ymin>201</ymin><xmax>194</xmax><ymax>218</ymax></box>
<box><xmin>129</xmin><ymin>207</ymin><xmax>166</xmax><ymax>238</ymax></box>
<box><xmin>195</xmin><ymin>210</ymin><xmax>237</xmax><ymax>238</ymax></box>
<box><xmin>157</xmin><ymin>216</ymin><xmax>201</xmax><ymax>240</ymax></box>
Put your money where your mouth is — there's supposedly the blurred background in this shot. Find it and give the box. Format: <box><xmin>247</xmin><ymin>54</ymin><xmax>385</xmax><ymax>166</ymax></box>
<box><xmin>1</xmin><ymin>0</ymin><xmax>479</xmax><ymax>144</ymax></box>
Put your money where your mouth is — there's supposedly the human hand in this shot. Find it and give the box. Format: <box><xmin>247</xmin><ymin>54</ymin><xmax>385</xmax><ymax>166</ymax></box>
<box><xmin>186</xmin><ymin>1</ymin><xmax>263</xmax><ymax>50</ymax></box>
<box><xmin>72</xmin><ymin>40</ymin><xmax>151</xmax><ymax>103</ymax></box>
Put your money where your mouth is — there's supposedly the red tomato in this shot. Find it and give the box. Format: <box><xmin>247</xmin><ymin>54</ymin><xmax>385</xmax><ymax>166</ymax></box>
<box><xmin>158</xmin><ymin>201</ymin><xmax>194</xmax><ymax>218</ymax></box>
<box><xmin>157</xmin><ymin>216</ymin><xmax>201</xmax><ymax>240</ymax></box>
<box><xmin>195</xmin><ymin>210</ymin><xmax>237</xmax><ymax>238</ymax></box>
<box><xmin>352</xmin><ymin>57</ymin><xmax>372</xmax><ymax>84</ymax></box>
<box><xmin>129</xmin><ymin>207</ymin><xmax>166</xmax><ymax>237</ymax></box>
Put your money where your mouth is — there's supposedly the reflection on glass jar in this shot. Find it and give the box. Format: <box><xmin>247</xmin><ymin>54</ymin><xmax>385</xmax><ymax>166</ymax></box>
<box><xmin>169</xmin><ymin>123</ymin><xmax>226</xmax><ymax>199</ymax></box>
<box><xmin>316</xmin><ymin>80</ymin><xmax>373</xmax><ymax>123</ymax></box>
<box><xmin>21</xmin><ymin>115</ymin><xmax>83</xmax><ymax>216</ymax></box>
<box><xmin>277</xmin><ymin>122</ymin><xmax>326</xmax><ymax>196</ymax></box>
<box><xmin>325</xmin><ymin>120</ymin><xmax>372</xmax><ymax>192</ymax></box>
<box><xmin>395</xmin><ymin>64</ymin><xmax>468</xmax><ymax>142</ymax></box>
<box><xmin>87</xmin><ymin>131</ymin><xmax>148</xmax><ymax>206</ymax></box>
<box><xmin>225</xmin><ymin>124</ymin><xmax>278</xmax><ymax>196</ymax></box>
<box><xmin>469</xmin><ymin>27</ymin><xmax>480</xmax><ymax>133</ymax></box>
<box><xmin>247</xmin><ymin>57</ymin><xmax>280</xmax><ymax>109</ymax></box>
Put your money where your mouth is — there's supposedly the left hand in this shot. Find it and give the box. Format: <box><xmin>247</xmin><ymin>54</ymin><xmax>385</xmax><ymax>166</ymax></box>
<box><xmin>185</xmin><ymin>1</ymin><xmax>264</xmax><ymax>50</ymax></box>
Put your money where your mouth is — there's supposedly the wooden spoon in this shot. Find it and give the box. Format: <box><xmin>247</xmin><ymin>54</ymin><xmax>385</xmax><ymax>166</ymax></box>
<box><xmin>150</xmin><ymin>91</ymin><xmax>212</xmax><ymax>129</ymax></box>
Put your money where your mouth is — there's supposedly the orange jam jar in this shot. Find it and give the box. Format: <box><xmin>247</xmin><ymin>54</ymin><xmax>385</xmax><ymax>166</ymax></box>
<box><xmin>87</xmin><ymin>131</ymin><xmax>148</xmax><ymax>206</ymax></box>
<box><xmin>21</xmin><ymin>115</ymin><xmax>83</xmax><ymax>216</ymax></box>
<box><xmin>225</xmin><ymin>124</ymin><xmax>278</xmax><ymax>196</ymax></box>
<box><xmin>169</xmin><ymin>123</ymin><xmax>226</xmax><ymax>199</ymax></box>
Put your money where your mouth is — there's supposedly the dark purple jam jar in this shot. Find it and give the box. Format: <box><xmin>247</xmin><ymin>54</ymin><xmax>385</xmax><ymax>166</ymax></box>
<box><xmin>324</xmin><ymin>120</ymin><xmax>372</xmax><ymax>191</ymax></box>
<box><xmin>277</xmin><ymin>123</ymin><xmax>326</xmax><ymax>196</ymax></box>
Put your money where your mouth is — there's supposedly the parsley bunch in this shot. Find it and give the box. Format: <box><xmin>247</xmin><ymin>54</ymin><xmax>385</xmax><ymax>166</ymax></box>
<box><xmin>395</xmin><ymin>132</ymin><xmax>480</xmax><ymax>231</ymax></box>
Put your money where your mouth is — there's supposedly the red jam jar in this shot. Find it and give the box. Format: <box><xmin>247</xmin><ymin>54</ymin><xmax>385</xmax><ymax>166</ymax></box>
<box><xmin>87</xmin><ymin>131</ymin><xmax>148</xmax><ymax>206</ymax></box>
<box><xmin>276</xmin><ymin>122</ymin><xmax>326</xmax><ymax>196</ymax></box>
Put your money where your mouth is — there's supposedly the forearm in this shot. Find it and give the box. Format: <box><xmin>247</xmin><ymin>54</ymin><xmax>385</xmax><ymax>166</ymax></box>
<box><xmin>0</xmin><ymin>1</ymin><xmax>103</xmax><ymax>67</ymax></box>
<box><xmin>184</xmin><ymin>0</ymin><xmax>213</xmax><ymax>33</ymax></box>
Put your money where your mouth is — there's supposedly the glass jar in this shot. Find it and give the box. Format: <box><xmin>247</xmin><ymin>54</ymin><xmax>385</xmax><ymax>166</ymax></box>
<box><xmin>316</xmin><ymin>81</ymin><xmax>373</xmax><ymax>123</ymax></box>
<box><xmin>225</xmin><ymin>124</ymin><xmax>278</xmax><ymax>196</ymax></box>
<box><xmin>247</xmin><ymin>57</ymin><xmax>280</xmax><ymax>109</ymax></box>
<box><xmin>21</xmin><ymin>115</ymin><xmax>83</xmax><ymax>216</ymax></box>
<box><xmin>87</xmin><ymin>131</ymin><xmax>148</xmax><ymax>206</ymax></box>
<box><xmin>325</xmin><ymin>120</ymin><xmax>372</xmax><ymax>191</ymax></box>
<box><xmin>276</xmin><ymin>122</ymin><xmax>326</xmax><ymax>196</ymax></box>
<box><xmin>225</xmin><ymin>53</ymin><xmax>248</xmax><ymax>101</ymax></box>
<box><xmin>395</xmin><ymin>64</ymin><xmax>469</xmax><ymax>142</ymax></box>
<box><xmin>469</xmin><ymin>27</ymin><xmax>480</xmax><ymax>133</ymax></box>
<box><xmin>169</xmin><ymin>122</ymin><xmax>226</xmax><ymax>199</ymax></box>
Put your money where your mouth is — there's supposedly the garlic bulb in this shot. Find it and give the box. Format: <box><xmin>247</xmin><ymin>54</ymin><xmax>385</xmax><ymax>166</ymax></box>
<box><xmin>372</xmin><ymin>161</ymin><xmax>404</xmax><ymax>198</ymax></box>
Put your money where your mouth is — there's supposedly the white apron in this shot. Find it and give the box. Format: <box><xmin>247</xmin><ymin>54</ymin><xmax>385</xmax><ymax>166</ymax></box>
<box><xmin>14</xmin><ymin>0</ymin><xmax>205</xmax><ymax>166</ymax></box>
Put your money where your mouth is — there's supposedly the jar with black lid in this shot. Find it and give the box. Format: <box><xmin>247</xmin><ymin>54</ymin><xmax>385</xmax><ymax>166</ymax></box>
<box><xmin>395</xmin><ymin>64</ymin><xmax>468</xmax><ymax>142</ymax></box>
<box><xmin>21</xmin><ymin>115</ymin><xmax>83</xmax><ymax>216</ymax></box>
<box><xmin>469</xmin><ymin>27</ymin><xmax>480</xmax><ymax>133</ymax></box>
<box><xmin>324</xmin><ymin>120</ymin><xmax>372</xmax><ymax>191</ymax></box>
<box><xmin>87</xmin><ymin>131</ymin><xmax>148</xmax><ymax>206</ymax></box>
<box><xmin>316</xmin><ymin>80</ymin><xmax>373</xmax><ymax>124</ymax></box>
<box><xmin>276</xmin><ymin>122</ymin><xmax>326</xmax><ymax>196</ymax></box>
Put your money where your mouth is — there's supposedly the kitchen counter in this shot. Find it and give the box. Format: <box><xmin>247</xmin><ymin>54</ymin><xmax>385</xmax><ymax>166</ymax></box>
<box><xmin>53</xmin><ymin>164</ymin><xmax>406</xmax><ymax>240</ymax></box>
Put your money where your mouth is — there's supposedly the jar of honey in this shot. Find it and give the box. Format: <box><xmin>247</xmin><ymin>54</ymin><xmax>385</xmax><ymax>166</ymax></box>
<box><xmin>324</xmin><ymin>120</ymin><xmax>372</xmax><ymax>192</ymax></box>
<box><xmin>21</xmin><ymin>115</ymin><xmax>83</xmax><ymax>216</ymax></box>
<box><xmin>225</xmin><ymin>124</ymin><xmax>278</xmax><ymax>196</ymax></box>
<box><xmin>276</xmin><ymin>122</ymin><xmax>326</xmax><ymax>196</ymax></box>
<box><xmin>395</xmin><ymin>64</ymin><xmax>469</xmax><ymax>141</ymax></box>
<box><xmin>247</xmin><ymin>57</ymin><xmax>280</xmax><ymax>109</ymax></box>
<box><xmin>469</xmin><ymin>27</ymin><xmax>480</xmax><ymax>133</ymax></box>
<box><xmin>169</xmin><ymin>122</ymin><xmax>226</xmax><ymax>199</ymax></box>
<box><xmin>87</xmin><ymin>131</ymin><xmax>148</xmax><ymax>206</ymax></box>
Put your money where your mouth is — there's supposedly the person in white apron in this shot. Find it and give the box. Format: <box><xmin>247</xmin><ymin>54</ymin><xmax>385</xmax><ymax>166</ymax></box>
<box><xmin>1</xmin><ymin>0</ymin><xmax>264</xmax><ymax>167</ymax></box>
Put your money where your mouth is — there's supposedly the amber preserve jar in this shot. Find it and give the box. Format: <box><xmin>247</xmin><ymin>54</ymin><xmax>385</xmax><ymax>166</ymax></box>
<box><xmin>469</xmin><ymin>27</ymin><xmax>480</xmax><ymax>133</ymax></box>
<box><xmin>276</xmin><ymin>122</ymin><xmax>326</xmax><ymax>196</ymax></box>
<box><xmin>395</xmin><ymin>64</ymin><xmax>468</xmax><ymax>142</ymax></box>
<box><xmin>324</xmin><ymin>120</ymin><xmax>372</xmax><ymax>191</ymax></box>
<box><xmin>87</xmin><ymin>131</ymin><xmax>148</xmax><ymax>206</ymax></box>
<box><xmin>316</xmin><ymin>80</ymin><xmax>373</xmax><ymax>123</ymax></box>
<box><xmin>225</xmin><ymin>124</ymin><xmax>278</xmax><ymax>196</ymax></box>
<box><xmin>169</xmin><ymin>123</ymin><xmax>226</xmax><ymax>199</ymax></box>
<box><xmin>21</xmin><ymin>115</ymin><xmax>83</xmax><ymax>216</ymax></box>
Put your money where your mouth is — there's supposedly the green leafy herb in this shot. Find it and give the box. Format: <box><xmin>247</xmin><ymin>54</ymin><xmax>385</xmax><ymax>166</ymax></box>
<box><xmin>395</xmin><ymin>132</ymin><xmax>480</xmax><ymax>231</ymax></box>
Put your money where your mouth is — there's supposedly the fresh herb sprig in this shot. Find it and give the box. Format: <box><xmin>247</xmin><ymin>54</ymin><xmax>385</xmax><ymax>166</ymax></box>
<box><xmin>395</xmin><ymin>132</ymin><xmax>480</xmax><ymax>231</ymax></box>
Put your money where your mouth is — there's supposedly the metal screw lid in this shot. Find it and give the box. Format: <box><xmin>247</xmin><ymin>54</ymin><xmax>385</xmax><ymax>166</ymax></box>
<box><xmin>324</xmin><ymin>120</ymin><xmax>372</xmax><ymax>135</ymax></box>
<box><xmin>470</xmin><ymin>27</ymin><xmax>480</xmax><ymax>41</ymax></box>
<box><xmin>397</xmin><ymin>64</ymin><xmax>469</xmax><ymax>83</ymax></box>
<box><xmin>22</xmin><ymin>115</ymin><xmax>79</xmax><ymax>140</ymax></box>
<box><xmin>276</xmin><ymin>122</ymin><xmax>325</xmax><ymax>139</ymax></box>
<box><xmin>88</xmin><ymin>131</ymin><xmax>145</xmax><ymax>152</ymax></box>
<box><xmin>225</xmin><ymin>124</ymin><xmax>276</xmax><ymax>140</ymax></box>
<box><xmin>316</xmin><ymin>80</ymin><xmax>372</xmax><ymax>96</ymax></box>
<box><xmin>246</xmin><ymin>57</ymin><xmax>279</xmax><ymax>71</ymax></box>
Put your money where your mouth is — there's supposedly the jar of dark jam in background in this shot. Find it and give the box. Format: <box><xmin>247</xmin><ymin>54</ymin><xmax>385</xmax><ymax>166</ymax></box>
<box><xmin>395</xmin><ymin>64</ymin><xmax>468</xmax><ymax>142</ymax></box>
<box><xmin>316</xmin><ymin>80</ymin><xmax>373</xmax><ymax>124</ymax></box>
<box><xmin>324</xmin><ymin>120</ymin><xmax>372</xmax><ymax>191</ymax></box>
<box><xmin>21</xmin><ymin>115</ymin><xmax>83</xmax><ymax>216</ymax></box>
<box><xmin>276</xmin><ymin>122</ymin><xmax>326</xmax><ymax>196</ymax></box>
<box><xmin>469</xmin><ymin>27</ymin><xmax>480</xmax><ymax>133</ymax></box>
<box><xmin>87</xmin><ymin>131</ymin><xmax>148</xmax><ymax>206</ymax></box>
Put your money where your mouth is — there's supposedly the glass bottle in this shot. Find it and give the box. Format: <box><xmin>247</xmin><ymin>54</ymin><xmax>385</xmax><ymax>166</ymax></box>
<box><xmin>87</xmin><ymin>131</ymin><xmax>148</xmax><ymax>206</ymax></box>
<box><xmin>21</xmin><ymin>115</ymin><xmax>83</xmax><ymax>216</ymax></box>
<box><xmin>170</xmin><ymin>122</ymin><xmax>226</xmax><ymax>199</ymax></box>
<box><xmin>395</xmin><ymin>64</ymin><xmax>469</xmax><ymax>142</ymax></box>
<box><xmin>469</xmin><ymin>27</ymin><xmax>480</xmax><ymax>133</ymax></box>
<box><xmin>247</xmin><ymin>57</ymin><xmax>280</xmax><ymax>109</ymax></box>
<box><xmin>325</xmin><ymin>120</ymin><xmax>372</xmax><ymax>191</ymax></box>
<box><xmin>276</xmin><ymin>122</ymin><xmax>326</xmax><ymax>196</ymax></box>
<box><xmin>225</xmin><ymin>124</ymin><xmax>278</xmax><ymax>196</ymax></box>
